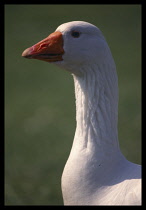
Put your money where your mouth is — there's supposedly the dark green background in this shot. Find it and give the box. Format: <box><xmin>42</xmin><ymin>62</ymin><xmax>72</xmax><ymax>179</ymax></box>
<box><xmin>5</xmin><ymin>5</ymin><xmax>141</xmax><ymax>205</ymax></box>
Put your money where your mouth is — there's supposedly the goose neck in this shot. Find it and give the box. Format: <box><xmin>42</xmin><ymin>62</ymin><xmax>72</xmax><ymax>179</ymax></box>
<box><xmin>72</xmin><ymin>63</ymin><xmax>119</xmax><ymax>154</ymax></box>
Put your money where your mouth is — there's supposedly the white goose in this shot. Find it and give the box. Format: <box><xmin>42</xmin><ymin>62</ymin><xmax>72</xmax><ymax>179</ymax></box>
<box><xmin>22</xmin><ymin>21</ymin><xmax>141</xmax><ymax>205</ymax></box>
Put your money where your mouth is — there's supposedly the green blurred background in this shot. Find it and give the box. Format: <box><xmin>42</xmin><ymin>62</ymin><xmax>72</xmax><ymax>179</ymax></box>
<box><xmin>5</xmin><ymin>5</ymin><xmax>141</xmax><ymax>205</ymax></box>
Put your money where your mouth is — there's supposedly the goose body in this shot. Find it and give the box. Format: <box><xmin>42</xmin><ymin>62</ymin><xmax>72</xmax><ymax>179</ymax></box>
<box><xmin>22</xmin><ymin>21</ymin><xmax>141</xmax><ymax>205</ymax></box>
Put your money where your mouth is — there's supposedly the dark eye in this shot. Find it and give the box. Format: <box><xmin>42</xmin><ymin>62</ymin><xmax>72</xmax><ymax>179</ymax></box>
<box><xmin>71</xmin><ymin>31</ymin><xmax>80</xmax><ymax>38</ymax></box>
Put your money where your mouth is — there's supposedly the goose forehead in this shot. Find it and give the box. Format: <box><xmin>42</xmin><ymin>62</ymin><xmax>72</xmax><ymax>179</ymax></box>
<box><xmin>56</xmin><ymin>21</ymin><xmax>100</xmax><ymax>34</ymax></box>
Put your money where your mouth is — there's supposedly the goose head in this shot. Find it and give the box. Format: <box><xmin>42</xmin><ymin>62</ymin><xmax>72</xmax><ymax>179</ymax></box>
<box><xmin>22</xmin><ymin>21</ymin><xmax>113</xmax><ymax>76</ymax></box>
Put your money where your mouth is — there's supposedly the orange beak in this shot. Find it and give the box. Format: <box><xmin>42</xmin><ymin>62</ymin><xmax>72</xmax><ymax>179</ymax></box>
<box><xmin>22</xmin><ymin>31</ymin><xmax>64</xmax><ymax>62</ymax></box>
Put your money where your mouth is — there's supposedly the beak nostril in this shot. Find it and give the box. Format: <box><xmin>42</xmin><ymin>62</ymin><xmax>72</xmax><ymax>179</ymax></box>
<box><xmin>37</xmin><ymin>43</ymin><xmax>48</xmax><ymax>52</ymax></box>
<box><xmin>40</xmin><ymin>43</ymin><xmax>48</xmax><ymax>48</ymax></box>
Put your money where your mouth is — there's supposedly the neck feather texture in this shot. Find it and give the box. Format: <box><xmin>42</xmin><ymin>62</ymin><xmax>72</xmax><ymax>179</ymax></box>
<box><xmin>72</xmin><ymin>62</ymin><xmax>119</xmax><ymax>155</ymax></box>
<box><xmin>61</xmin><ymin>59</ymin><xmax>128</xmax><ymax>205</ymax></box>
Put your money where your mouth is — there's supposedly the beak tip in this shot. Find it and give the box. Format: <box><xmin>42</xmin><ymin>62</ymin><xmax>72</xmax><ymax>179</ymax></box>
<box><xmin>22</xmin><ymin>47</ymin><xmax>31</xmax><ymax>58</ymax></box>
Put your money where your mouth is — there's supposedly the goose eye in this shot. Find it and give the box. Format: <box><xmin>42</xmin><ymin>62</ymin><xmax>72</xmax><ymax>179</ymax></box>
<box><xmin>71</xmin><ymin>31</ymin><xmax>80</xmax><ymax>38</ymax></box>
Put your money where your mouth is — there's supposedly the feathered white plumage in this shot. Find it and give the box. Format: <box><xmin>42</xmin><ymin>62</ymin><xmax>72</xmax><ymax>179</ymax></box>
<box><xmin>22</xmin><ymin>21</ymin><xmax>141</xmax><ymax>205</ymax></box>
